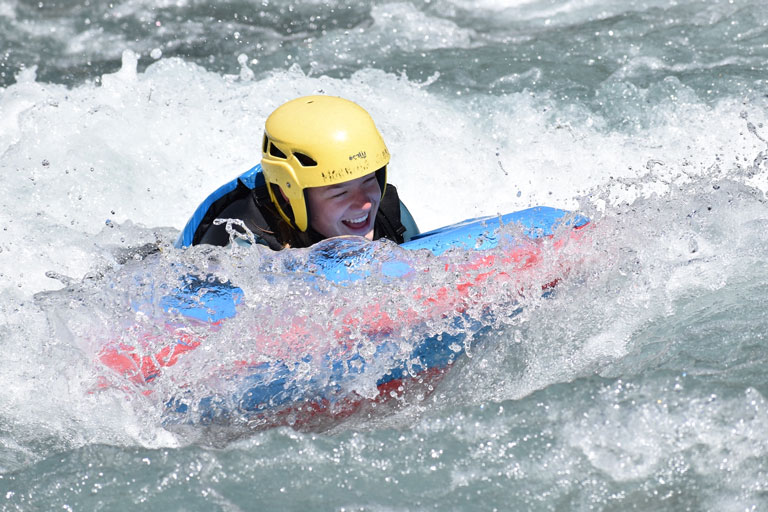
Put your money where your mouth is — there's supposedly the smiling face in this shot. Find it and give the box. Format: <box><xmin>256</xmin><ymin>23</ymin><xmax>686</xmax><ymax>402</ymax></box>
<box><xmin>304</xmin><ymin>171</ymin><xmax>381</xmax><ymax>240</ymax></box>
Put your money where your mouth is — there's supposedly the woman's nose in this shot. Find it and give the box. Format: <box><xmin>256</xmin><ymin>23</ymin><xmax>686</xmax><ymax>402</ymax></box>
<box><xmin>350</xmin><ymin>188</ymin><xmax>373</xmax><ymax>209</ymax></box>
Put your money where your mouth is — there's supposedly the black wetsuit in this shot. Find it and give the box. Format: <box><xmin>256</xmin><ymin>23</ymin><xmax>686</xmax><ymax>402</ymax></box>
<box><xmin>189</xmin><ymin>179</ymin><xmax>418</xmax><ymax>250</ymax></box>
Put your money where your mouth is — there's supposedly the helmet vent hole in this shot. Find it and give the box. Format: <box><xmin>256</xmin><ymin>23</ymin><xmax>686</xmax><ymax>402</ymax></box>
<box><xmin>293</xmin><ymin>152</ymin><xmax>317</xmax><ymax>167</ymax></box>
<box><xmin>262</xmin><ymin>134</ymin><xmax>268</xmax><ymax>154</ymax></box>
<box><xmin>269</xmin><ymin>142</ymin><xmax>287</xmax><ymax>159</ymax></box>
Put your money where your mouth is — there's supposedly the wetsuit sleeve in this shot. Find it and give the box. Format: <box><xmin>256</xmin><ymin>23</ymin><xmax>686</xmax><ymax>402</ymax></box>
<box><xmin>399</xmin><ymin>200</ymin><xmax>420</xmax><ymax>242</ymax></box>
<box><xmin>198</xmin><ymin>196</ymin><xmax>272</xmax><ymax>248</ymax></box>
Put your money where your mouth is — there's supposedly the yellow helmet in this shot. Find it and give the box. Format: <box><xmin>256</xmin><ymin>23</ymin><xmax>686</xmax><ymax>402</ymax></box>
<box><xmin>261</xmin><ymin>95</ymin><xmax>390</xmax><ymax>232</ymax></box>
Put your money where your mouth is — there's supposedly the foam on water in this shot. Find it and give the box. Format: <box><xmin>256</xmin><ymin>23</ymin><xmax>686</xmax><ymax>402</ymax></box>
<box><xmin>2</xmin><ymin>46</ymin><xmax>767</xmax><ymax>420</ymax></box>
<box><xmin>2</xmin><ymin>0</ymin><xmax>768</xmax><ymax>507</ymax></box>
<box><xmin>3</xmin><ymin>49</ymin><xmax>766</xmax><ymax>295</ymax></box>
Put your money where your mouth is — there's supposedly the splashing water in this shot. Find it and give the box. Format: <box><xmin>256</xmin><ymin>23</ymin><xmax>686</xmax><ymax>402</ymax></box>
<box><xmin>2</xmin><ymin>0</ymin><xmax>768</xmax><ymax>509</ymax></box>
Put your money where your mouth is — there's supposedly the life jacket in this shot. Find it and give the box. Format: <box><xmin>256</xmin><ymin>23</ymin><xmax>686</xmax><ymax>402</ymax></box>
<box><xmin>176</xmin><ymin>164</ymin><xmax>411</xmax><ymax>250</ymax></box>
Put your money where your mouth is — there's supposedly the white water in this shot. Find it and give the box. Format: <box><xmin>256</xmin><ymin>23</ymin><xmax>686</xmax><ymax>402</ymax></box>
<box><xmin>3</xmin><ymin>51</ymin><xmax>766</xmax><ymax>298</ymax></box>
<box><xmin>2</xmin><ymin>0</ymin><xmax>768</xmax><ymax>508</ymax></box>
<box><xmin>2</xmin><ymin>45</ymin><xmax>766</xmax><ymax>442</ymax></box>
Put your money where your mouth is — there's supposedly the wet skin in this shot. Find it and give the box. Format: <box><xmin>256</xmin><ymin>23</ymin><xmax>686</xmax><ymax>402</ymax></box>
<box><xmin>304</xmin><ymin>172</ymin><xmax>381</xmax><ymax>240</ymax></box>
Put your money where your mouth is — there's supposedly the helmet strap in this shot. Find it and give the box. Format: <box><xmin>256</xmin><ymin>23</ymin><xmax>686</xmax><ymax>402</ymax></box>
<box><xmin>268</xmin><ymin>183</ymin><xmax>298</xmax><ymax>229</ymax></box>
<box><xmin>375</xmin><ymin>166</ymin><xmax>387</xmax><ymax>197</ymax></box>
<box><xmin>303</xmin><ymin>188</ymin><xmax>312</xmax><ymax>234</ymax></box>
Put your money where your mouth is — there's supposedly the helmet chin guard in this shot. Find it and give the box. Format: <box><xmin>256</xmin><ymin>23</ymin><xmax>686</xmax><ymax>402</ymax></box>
<box><xmin>261</xmin><ymin>95</ymin><xmax>390</xmax><ymax>232</ymax></box>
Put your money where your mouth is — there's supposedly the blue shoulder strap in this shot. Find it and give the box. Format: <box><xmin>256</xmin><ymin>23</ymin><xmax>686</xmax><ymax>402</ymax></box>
<box><xmin>175</xmin><ymin>164</ymin><xmax>264</xmax><ymax>248</ymax></box>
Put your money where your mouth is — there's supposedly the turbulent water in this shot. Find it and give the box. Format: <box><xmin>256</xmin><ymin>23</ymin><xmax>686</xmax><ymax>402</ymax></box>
<box><xmin>2</xmin><ymin>0</ymin><xmax>768</xmax><ymax>509</ymax></box>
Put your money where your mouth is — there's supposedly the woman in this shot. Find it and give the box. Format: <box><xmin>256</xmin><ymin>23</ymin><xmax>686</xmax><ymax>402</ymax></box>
<box><xmin>186</xmin><ymin>95</ymin><xmax>418</xmax><ymax>249</ymax></box>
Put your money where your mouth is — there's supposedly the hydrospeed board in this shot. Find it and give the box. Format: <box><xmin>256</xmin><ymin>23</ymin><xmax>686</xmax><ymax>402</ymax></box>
<box><xmin>97</xmin><ymin>167</ymin><xmax>590</xmax><ymax>429</ymax></box>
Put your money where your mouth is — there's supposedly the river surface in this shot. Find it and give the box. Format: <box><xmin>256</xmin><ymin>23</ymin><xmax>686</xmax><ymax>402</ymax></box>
<box><xmin>1</xmin><ymin>0</ymin><xmax>768</xmax><ymax>510</ymax></box>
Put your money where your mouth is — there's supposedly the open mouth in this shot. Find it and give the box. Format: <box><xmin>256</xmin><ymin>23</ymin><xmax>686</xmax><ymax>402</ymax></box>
<box><xmin>342</xmin><ymin>213</ymin><xmax>370</xmax><ymax>230</ymax></box>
